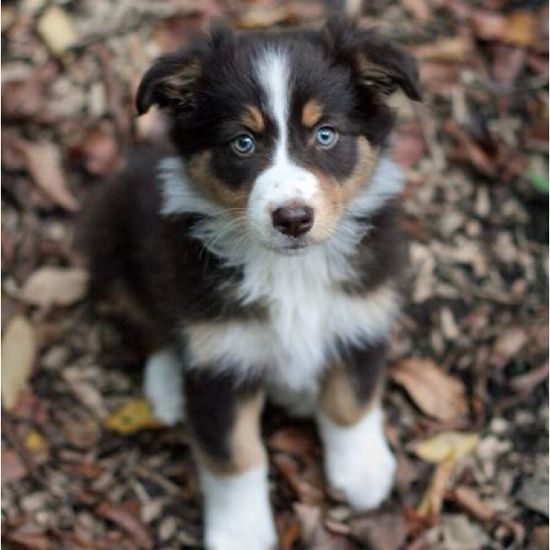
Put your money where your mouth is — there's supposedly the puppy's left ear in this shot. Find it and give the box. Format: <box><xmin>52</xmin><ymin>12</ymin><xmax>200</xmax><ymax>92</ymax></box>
<box><xmin>324</xmin><ymin>16</ymin><xmax>422</xmax><ymax>102</ymax></box>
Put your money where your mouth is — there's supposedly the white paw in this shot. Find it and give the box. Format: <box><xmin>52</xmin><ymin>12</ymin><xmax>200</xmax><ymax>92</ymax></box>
<box><xmin>317</xmin><ymin>406</ymin><xmax>396</xmax><ymax>511</ymax></box>
<box><xmin>143</xmin><ymin>348</ymin><xmax>185</xmax><ymax>426</ymax></box>
<box><xmin>201</xmin><ymin>464</ymin><xmax>277</xmax><ymax>550</ymax></box>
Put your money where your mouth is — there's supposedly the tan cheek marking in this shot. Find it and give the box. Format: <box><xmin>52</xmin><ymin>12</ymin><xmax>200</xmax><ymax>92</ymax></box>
<box><xmin>187</xmin><ymin>151</ymin><xmax>248</xmax><ymax>210</ymax></box>
<box><xmin>301</xmin><ymin>99</ymin><xmax>323</xmax><ymax>128</ymax></box>
<box><xmin>341</xmin><ymin>137</ymin><xmax>379</xmax><ymax>199</ymax></box>
<box><xmin>319</xmin><ymin>365</ymin><xmax>381</xmax><ymax>426</ymax></box>
<box><xmin>194</xmin><ymin>392</ymin><xmax>265</xmax><ymax>476</ymax></box>
<box><xmin>310</xmin><ymin>172</ymin><xmax>344</xmax><ymax>241</ymax></box>
<box><xmin>308</xmin><ymin>137</ymin><xmax>378</xmax><ymax>241</ymax></box>
<box><xmin>240</xmin><ymin>105</ymin><xmax>265</xmax><ymax>133</ymax></box>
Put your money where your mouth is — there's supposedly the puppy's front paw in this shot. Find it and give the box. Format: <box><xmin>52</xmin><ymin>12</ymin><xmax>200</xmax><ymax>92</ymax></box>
<box><xmin>201</xmin><ymin>465</ymin><xmax>277</xmax><ymax>550</ymax></box>
<box><xmin>318</xmin><ymin>406</ymin><xmax>396</xmax><ymax>511</ymax></box>
<box><xmin>326</xmin><ymin>435</ymin><xmax>396</xmax><ymax>510</ymax></box>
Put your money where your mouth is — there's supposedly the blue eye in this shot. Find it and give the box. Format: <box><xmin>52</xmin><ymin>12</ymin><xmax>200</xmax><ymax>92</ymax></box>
<box><xmin>315</xmin><ymin>126</ymin><xmax>338</xmax><ymax>148</ymax></box>
<box><xmin>231</xmin><ymin>134</ymin><xmax>256</xmax><ymax>156</ymax></box>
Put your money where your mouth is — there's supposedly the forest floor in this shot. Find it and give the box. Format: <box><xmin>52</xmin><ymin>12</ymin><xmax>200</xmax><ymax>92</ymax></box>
<box><xmin>2</xmin><ymin>0</ymin><xmax>548</xmax><ymax>548</ymax></box>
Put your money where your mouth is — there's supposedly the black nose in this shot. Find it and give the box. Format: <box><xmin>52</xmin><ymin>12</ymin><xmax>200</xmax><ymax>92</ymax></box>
<box><xmin>271</xmin><ymin>205</ymin><xmax>314</xmax><ymax>238</ymax></box>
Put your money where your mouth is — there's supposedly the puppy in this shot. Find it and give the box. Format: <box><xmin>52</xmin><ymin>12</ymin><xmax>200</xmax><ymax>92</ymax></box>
<box><xmin>82</xmin><ymin>16</ymin><xmax>421</xmax><ymax>550</ymax></box>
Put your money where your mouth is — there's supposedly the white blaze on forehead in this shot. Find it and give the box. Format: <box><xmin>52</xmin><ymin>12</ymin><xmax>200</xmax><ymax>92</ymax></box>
<box><xmin>254</xmin><ymin>48</ymin><xmax>290</xmax><ymax>161</ymax></box>
<box><xmin>251</xmin><ymin>48</ymin><xmax>320</xmax><ymax>237</ymax></box>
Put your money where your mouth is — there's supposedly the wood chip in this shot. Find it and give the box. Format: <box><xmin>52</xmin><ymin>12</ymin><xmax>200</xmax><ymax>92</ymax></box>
<box><xmin>37</xmin><ymin>5</ymin><xmax>77</xmax><ymax>55</ymax></box>
<box><xmin>19</xmin><ymin>266</ymin><xmax>89</xmax><ymax>308</ymax></box>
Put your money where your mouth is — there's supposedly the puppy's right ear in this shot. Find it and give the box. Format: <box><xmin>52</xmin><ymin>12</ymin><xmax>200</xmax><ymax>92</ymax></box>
<box><xmin>135</xmin><ymin>50</ymin><xmax>202</xmax><ymax>115</ymax></box>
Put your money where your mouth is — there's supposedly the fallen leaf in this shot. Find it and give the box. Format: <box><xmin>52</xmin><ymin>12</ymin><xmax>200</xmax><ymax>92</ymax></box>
<box><xmin>277</xmin><ymin>514</ymin><xmax>302</xmax><ymax>550</ymax></box>
<box><xmin>392</xmin><ymin>120</ymin><xmax>426</xmax><ymax>168</ymax></box>
<box><xmin>413</xmin><ymin>431</ymin><xmax>479</xmax><ymax>463</ymax></box>
<box><xmin>490</xmin><ymin>326</ymin><xmax>528</xmax><ymax>367</ymax></box>
<box><xmin>413</xmin><ymin>37</ymin><xmax>471</xmax><ymax>62</ymax></box>
<box><xmin>517</xmin><ymin>476</ymin><xmax>549</xmax><ymax>517</ymax></box>
<box><xmin>470</xmin><ymin>8</ymin><xmax>538</xmax><ymax>47</ymax></box>
<box><xmin>37</xmin><ymin>5</ymin><xmax>77</xmax><ymax>55</ymax></box>
<box><xmin>531</xmin><ymin>526</ymin><xmax>549</xmax><ymax>550</ymax></box>
<box><xmin>80</xmin><ymin>126</ymin><xmax>119</xmax><ymax>176</ymax></box>
<box><xmin>446</xmin><ymin>486</ymin><xmax>495</xmax><ymax>523</ymax></box>
<box><xmin>402</xmin><ymin>0</ymin><xmax>431</xmax><ymax>22</ymax></box>
<box><xmin>413</xmin><ymin>433</ymin><xmax>479</xmax><ymax>519</ymax></box>
<box><xmin>295</xmin><ymin>503</ymin><xmax>355</xmax><ymax>550</ymax></box>
<box><xmin>1</xmin><ymin>315</ymin><xmax>37</xmax><ymax>410</ymax></box>
<box><xmin>348</xmin><ymin>511</ymin><xmax>407</xmax><ymax>549</ymax></box>
<box><xmin>3</xmin><ymin>519</ymin><xmax>53</xmax><ymax>550</ymax></box>
<box><xmin>1</xmin><ymin>448</ymin><xmax>28</xmax><ymax>483</ymax></box>
<box><xmin>391</xmin><ymin>359</ymin><xmax>467</xmax><ymax>421</ymax></box>
<box><xmin>105</xmin><ymin>398</ymin><xmax>162</xmax><ymax>434</ymax></box>
<box><xmin>96</xmin><ymin>501</ymin><xmax>153</xmax><ymax>550</ymax></box>
<box><xmin>509</xmin><ymin>361</ymin><xmax>549</xmax><ymax>394</ymax></box>
<box><xmin>417</xmin><ymin>457</ymin><xmax>455</xmax><ymax>518</ymax></box>
<box><xmin>24</xmin><ymin>429</ymin><xmax>48</xmax><ymax>452</ymax></box>
<box><xmin>19</xmin><ymin>266</ymin><xmax>89</xmax><ymax>308</ymax></box>
<box><xmin>15</xmin><ymin>140</ymin><xmax>78</xmax><ymax>211</ymax></box>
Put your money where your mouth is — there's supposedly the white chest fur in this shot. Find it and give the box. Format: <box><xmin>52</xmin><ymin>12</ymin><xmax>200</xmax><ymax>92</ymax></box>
<box><xmin>184</xmin><ymin>245</ymin><xmax>400</xmax><ymax>403</ymax></box>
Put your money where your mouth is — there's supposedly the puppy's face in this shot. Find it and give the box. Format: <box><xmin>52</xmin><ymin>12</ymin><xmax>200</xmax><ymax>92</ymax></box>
<box><xmin>137</xmin><ymin>18</ymin><xmax>420</xmax><ymax>253</ymax></box>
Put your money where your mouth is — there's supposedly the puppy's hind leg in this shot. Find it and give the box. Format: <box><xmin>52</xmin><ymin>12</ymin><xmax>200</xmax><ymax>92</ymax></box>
<box><xmin>144</xmin><ymin>347</ymin><xmax>185</xmax><ymax>426</ymax></box>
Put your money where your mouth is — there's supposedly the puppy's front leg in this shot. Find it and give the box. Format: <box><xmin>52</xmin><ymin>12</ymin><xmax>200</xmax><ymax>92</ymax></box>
<box><xmin>185</xmin><ymin>369</ymin><xmax>276</xmax><ymax>550</ymax></box>
<box><xmin>317</xmin><ymin>342</ymin><xmax>396</xmax><ymax>510</ymax></box>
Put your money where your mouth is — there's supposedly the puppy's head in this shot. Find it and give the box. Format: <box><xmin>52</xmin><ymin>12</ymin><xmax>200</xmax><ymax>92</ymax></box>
<box><xmin>137</xmin><ymin>17</ymin><xmax>421</xmax><ymax>253</ymax></box>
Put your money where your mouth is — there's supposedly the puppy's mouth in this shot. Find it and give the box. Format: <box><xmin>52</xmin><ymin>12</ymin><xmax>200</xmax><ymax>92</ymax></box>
<box><xmin>258</xmin><ymin>233</ymin><xmax>316</xmax><ymax>255</ymax></box>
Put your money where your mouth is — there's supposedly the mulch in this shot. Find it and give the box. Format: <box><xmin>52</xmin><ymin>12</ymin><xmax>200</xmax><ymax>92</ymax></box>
<box><xmin>2</xmin><ymin>0</ymin><xmax>548</xmax><ymax>549</ymax></box>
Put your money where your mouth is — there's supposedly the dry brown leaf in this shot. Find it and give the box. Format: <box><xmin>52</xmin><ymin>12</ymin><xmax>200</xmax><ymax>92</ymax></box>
<box><xmin>348</xmin><ymin>512</ymin><xmax>407</xmax><ymax>550</ymax></box>
<box><xmin>447</xmin><ymin>486</ymin><xmax>495</xmax><ymax>523</ymax></box>
<box><xmin>295</xmin><ymin>503</ymin><xmax>355</xmax><ymax>550</ymax></box>
<box><xmin>1</xmin><ymin>315</ymin><xmax>37</xmax><ymax>411</ymax></box>
<box><xmin>36</xmin><ymin>5</ymin><xmax>77</xmax><ymax>55</ymax></box>
<box><xmin>96</xmin><ymin>501</ymin><xmax>153</xmax><ymax>550</ymax></box>
<box><xmin>402</xmin><ymin>0</ymin><xmax>431</xmax><ymax>22</ymax></box>
<box><xmin>3</xmin><ymin>519</ymin><xmax>53</xmax><ymax>550</ymax></box>
<box><xmin>490</xmin><ymin>326</ymin><xmax>528</xmax><ymax>366</ymax></box>
<box><xmin>80</xmin><ymin>126</ymin><xmax>119</xmax><ymax>176</ymax></box>
<box><xmin>19</xmin><ymin>266</ymin><xmax>89</xmax><ymax>308</ymax></box>
<box><xmin>1</xmin><ymin>448</ymin><xmax>28</xmax><ymax>483</ymax></box>
<box><xmin>392</xmin><ymin>120</ymin><xmax>426</xmax><ymax>168</ymax></box>
<box><xmin>391</xmin><ymin>359</ymin><xmax>467</xmax><ymax>421</ymax></box>
<box><xmin>15</xmin><ymin>140</ymin><xmax>78</xmax><ymax>211</ymax></box>
<box><xmin>473</xmin><ymin>10</ymin><xmax>535</xmax><ymax>47</ymax></box>
<box><xmin>413</xmin><ymin>37</ymin><xmax>471</xmax><ymax>62</ymax></box>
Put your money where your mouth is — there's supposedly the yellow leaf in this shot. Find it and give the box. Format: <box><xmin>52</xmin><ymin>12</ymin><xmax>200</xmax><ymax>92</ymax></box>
<box><xmin>25</xmin><ymin>429</ymin><xmax>47</xmax><ymax>452</ymax></box>
<box><xmin>1</xmin><ymin>315</ymin><xmax>37</xmax><ymax>410</ymax></box>
<box><xmin>105</xmin><ymin>399</ymin><xmax>162</xmax><ymax>434</ymax></box>
<box><xmin>414</xmin><ymin>431</ymin><xmax>479</xmax><ymax>464</ymax></box>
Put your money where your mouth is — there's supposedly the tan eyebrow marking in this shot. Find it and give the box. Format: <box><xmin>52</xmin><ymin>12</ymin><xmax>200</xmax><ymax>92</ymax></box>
<box><xmin>301</xmin><ymin>99</ymin><xmax>324</xmax><ymax>128</ymax></box>
<box><xmin>240</xmin><ymin>105</ymin><xmax>265</xmax><ymax>133</ymax></box>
